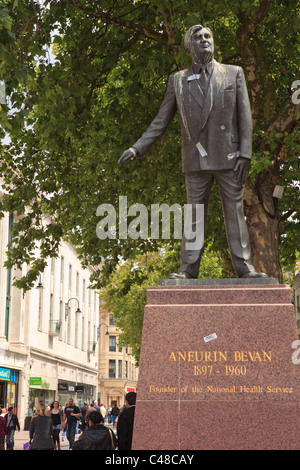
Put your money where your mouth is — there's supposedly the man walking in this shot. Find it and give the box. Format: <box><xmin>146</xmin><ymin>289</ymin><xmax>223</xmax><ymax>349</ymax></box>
<box><xmin>111</xmin><ymin>403</ymin><xmax>120</xmax><ymax>428</ymax></box>
<box><xmin>62</xmin><ymin>398</ymin><xmax>81</xmax><ymax>450</ymax></box>
<box><xmin>117</xmin><ymin>392</ymin><xmax>136</xmax><ymax>450</ymax></box>
<box><xmin>5</xmin><ymin>407</ymin><xmax>20</xmax><ymax>450</ymax></box>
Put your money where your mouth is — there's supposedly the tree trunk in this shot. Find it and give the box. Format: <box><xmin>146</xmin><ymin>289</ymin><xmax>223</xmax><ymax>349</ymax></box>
<box><xmin>244</xmin><ymin>178</ymin><xmax>282</xmax><ymax>281</ymax></box>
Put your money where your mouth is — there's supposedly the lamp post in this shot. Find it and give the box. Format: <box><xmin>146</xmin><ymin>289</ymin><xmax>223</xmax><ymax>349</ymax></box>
<box><xmin>36</xmin><ymin>274</ymin><xmax>44</xmax><ymax>289</ymax></box>
<box><xmin>97</xmin><ymin>323</ymin><xmax>109</xmax><ymax>404</ymax></box>
<box><xmin>97</xmin><ymin>323</ymin><xmax>109</xmax><ymax>339</ymax></box>
<box><xmin>65</xmin><ymin>297</ymin><xmax>81</xmax><ymax>320</ymax></box>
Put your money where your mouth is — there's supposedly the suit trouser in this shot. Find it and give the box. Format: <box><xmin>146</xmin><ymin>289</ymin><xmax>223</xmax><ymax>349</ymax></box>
<box><xmin>180</xmin><ymin>170</ymin><xmax>254</xmax><ymax>278</ymax></box>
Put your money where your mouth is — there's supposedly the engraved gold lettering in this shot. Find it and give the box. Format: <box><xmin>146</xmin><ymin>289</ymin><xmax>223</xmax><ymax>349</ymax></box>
<box><xmin>240</xmin><ymin>385</ymin><xmax>263</xmax><ymax>393</ymax></box>
<box><xmin>266</xmin><ymin>386</ymin><xmax>293</xmax><ymax>393</ymax></box>
<box><xmin>169</xmin><ymin>351</ymin><xmax>228</xmax><ymax>362</ymax></box>
<box><xmin>188</xmin><ymin>351</ymin><xmax>195</xmax><ymax>361</ymax></box>
<box><xmin>205</xmin><ymin>351</ymin><xmax>212</xmax><ymax>361</ymax></box>
<box><xmin>178</xmin><ymin>351</ymin><xmax>186</xmax><ymax>361</ymax></box>
<box><xmin>218</xmin><ymin>351</ymin><xmax>228</xmax><ymax>361</ymax></box>
<box><xmin>149</xmin><ymin>385</ymin><xmax>177</xmax><ymax>393</ymax></box>
<box><xmin>263</xmin><ymin>351</ymin><xmax>272</xmax><ymax>361</ymax></box>
<box><xmin>207</xmin><ymin>386</ymin><xmax>235</xmax><ymax>393</ymax></box>
<box><xmin>169</xmin><ymin>352</ymin><xmax>176</xmax><ymax>362</ymax></box>
<box><xmin>195</xmin><ymin>351</ymin><xmax>203</xmax><ymax>361</ymax></box>
<box><xmin>234</xmin><ymin>350</ymin><xmax>272</xmax><ymax>362</ymax></box>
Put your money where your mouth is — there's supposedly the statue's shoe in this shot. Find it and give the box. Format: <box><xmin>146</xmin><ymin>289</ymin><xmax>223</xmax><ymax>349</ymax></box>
<box><xmin>168</xmin><ymin>272</ymin><xmax>195</xmax><ymax>279</ymax></box>
<box><xmin>239</xmin><ymin>271</ymin><xmax>267</xmax><ymax>278</ymax></box>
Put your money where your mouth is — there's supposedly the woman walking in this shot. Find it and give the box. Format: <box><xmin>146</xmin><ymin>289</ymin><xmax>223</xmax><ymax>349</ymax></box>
<box><xmin>29</xmin><ymin>402</ymin><xmax>54</xmax><ymax>450</ymax></box>
<box><xmin>50</xmin><ymin>401</ymin><xmax>62</xmax><ymax>450</ymax></box>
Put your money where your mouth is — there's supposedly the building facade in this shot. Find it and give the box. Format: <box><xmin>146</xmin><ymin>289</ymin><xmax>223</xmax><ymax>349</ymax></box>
<box><xmin>0</xmin><ymin>211</ymin><xmax>99</xmax><ymax>429</ymax></box>
<box><xmin>98</xmin><ymin>304</ymin><xmax>138</xmax><ymax>407</ymax></box>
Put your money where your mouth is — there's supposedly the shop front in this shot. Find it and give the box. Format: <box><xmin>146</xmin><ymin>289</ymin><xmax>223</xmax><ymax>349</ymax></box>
<box><xmin>27</xmin><ymin>377</ymin><xmax>56</xmax><ymax>416</ymax></box>
<box><xmin>57</xmin><ymin>381</ymin><xmax>95</xmax><ymax>408</ymax></box>
<box><xmin>0</xmin><ymin>367</ymin><xmax>19</xmax><ymax>413</ymax></box>
<box><xmin>57</xmin><ymin>381</ymin><xmax>76</xmax><ymax>408</ymax></box>
<box><xmin>75</xmin><ymin>384</ymin><xmax>94</xmax><ymax>408</ymax></box>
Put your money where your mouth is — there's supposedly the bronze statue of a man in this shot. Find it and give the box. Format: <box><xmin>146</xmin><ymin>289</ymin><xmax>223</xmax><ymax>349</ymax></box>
<box><xmin>118</xmin><ymin>25</ymin><xmax>266</xmax><ymax>279</ymax></box>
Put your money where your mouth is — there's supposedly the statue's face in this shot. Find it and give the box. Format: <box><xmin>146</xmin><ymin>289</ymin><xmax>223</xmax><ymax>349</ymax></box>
<box><xmin>188</xmin><ymin>27</ymin><xmax>214</xmax><ymax>63</ymax></box>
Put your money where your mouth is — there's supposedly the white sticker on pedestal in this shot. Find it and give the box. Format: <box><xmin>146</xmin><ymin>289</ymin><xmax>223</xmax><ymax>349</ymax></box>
<box><xmin>204</xmin><ymin>333</ymin><xmax>217</xmax><ymax>343</ymax></box>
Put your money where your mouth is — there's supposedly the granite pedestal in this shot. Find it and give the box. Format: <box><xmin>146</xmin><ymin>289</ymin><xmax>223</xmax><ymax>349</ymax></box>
<box><xmin>132</xmin><ymin>279</ymin><xmax>300</xmax><ymax>450</ymax></box>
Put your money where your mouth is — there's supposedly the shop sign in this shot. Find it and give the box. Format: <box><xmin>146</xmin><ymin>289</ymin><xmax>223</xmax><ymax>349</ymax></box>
<box><xmin>58</xmin><ymin>383</ymin><xmax>75</xmax><ymax>392</ymax></box>
<box><xmin>125</xmin><ymin>387</ymin><xmax>136</xmax><ymax>393</ymax></box>
<box><xmin>58</xmin><ymin>383</ymin><xmax>68</xmax><ymax>391</ymax></box>
<box><xmin>0</xmin><ymin>367</ymin><xmax>10</xmax><ymax>381</ymax></box>
<box><xmin>30</xmin><ymin>377</ymin><xmax>42</xmax><ymax>386</ymax></box>
<box><xmin>75</xmin><ymin>385</ymin><xmax>84</xmax><ymax>393</ymax></box>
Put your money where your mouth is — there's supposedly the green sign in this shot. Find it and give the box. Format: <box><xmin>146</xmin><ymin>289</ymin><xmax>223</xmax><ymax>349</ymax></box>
<box><xmin>30</xmin><ymin>377</ymin><xmax>42</xmax><ymax>386</ymax></box>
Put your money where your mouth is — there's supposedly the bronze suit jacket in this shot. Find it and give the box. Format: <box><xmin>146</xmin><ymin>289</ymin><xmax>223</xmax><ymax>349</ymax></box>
<box><xmin>133</xmin><ymin>60</ymin><xmax>252</xmax><ymax>172</ymax></box>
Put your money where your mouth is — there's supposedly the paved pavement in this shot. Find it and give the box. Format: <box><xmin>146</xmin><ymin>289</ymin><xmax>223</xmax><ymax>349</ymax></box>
<box><xmin>7</xmin><ymin>422</ymin><xmax>117</xmax><ymax>451</ymax></box>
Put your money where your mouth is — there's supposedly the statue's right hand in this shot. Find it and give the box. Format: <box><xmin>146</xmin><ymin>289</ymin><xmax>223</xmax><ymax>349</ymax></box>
<box><xmin>117</xmin><ymin>149</ymin><xmax>135</xmax><ymax>164</ymax></box>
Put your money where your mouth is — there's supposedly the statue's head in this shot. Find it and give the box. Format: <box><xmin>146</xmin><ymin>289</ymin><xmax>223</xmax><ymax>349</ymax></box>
<box><xmin>184</xmin><ymin>25</ymin><xmax>214</xmax><ymax>64</ymax></box>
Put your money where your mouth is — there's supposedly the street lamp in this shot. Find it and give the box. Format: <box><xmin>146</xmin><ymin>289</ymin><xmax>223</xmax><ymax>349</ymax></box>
<box><xmin>36</xmin><ymin>274</ymin><xmax>44</xmax><ymax>289</ymax></box>
<box><xmin>97</xmin><ymin>323</ymin><xmax>109</xmax><ymax>339</ymax></box>
<box><xmin>65</xmin><ymin>297</ymin><xmax>81</xmax><ymax>320</ymax></box>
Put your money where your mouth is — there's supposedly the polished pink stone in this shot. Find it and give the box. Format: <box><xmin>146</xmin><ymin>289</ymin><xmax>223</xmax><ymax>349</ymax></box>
<box><xmin>132</xmin><ymin>282</ymin><xmax>300</xmax><ymax>450</ymax></box>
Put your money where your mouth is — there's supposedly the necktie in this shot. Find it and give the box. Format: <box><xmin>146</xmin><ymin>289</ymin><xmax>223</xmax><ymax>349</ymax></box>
<box><xmin>199</xmin><ymin>65</ymin><xmax>209</xmax><ymax>93</ymax></box>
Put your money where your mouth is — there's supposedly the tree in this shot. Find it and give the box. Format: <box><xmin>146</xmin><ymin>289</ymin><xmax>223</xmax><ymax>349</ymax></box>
<box><xmin>0</xmin><ymin>0</ymin><xmax>299</xmax><ymax>291</ymax></box>
<box><xmin>102</xmin><ymin>243</ymin><xmax>227</xmax><ymax>364</ymax></box>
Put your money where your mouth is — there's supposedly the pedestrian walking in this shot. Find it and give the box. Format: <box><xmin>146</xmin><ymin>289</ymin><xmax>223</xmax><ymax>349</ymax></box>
<box><xmin>0</xmin><ymin>409</ymin><xmax>7</xmax><ymax>450</ymax></box>
<box><xmin>61</xmin><ymin>403</ymin><xmax>68</xmax><ymax>442</ymax></box>
<box><xmin>91</xmin><ymin>400</ymin><xmax>100</xmax><ymax>411</ymax></box>
<box><xmin>111</xmin><ymin>404</ymin><xmax>120</xmax><ymax>428</ymax></box>
<box><xmin>106</xmin><ymin>405</ymin><xmax>112</xmax><ymax>424</ymax></box>
<box><xmin>5</xmin><ymin>407</ymin><xmax>20</xmax><ymax>450</ymax></box>
<box><xmin>50</xmin><ymin>401</ymin><xmax>62</xmax><ymax>450</ymax></box>
<box><xmin>29</xmin><ymin>402</ymin><xmax>54</xmax><ymax>450</ymax></box>
<box><xmin>117</xmin><ymin>392</ymin><xmax>136</xmax><ymax>450</ymax></box>
<box><xmin>100</xmin><ymin>403</ymin><xmax>106</xmax><ymax>420</ymax></box>
<box><xmin>62</xmin><ymin>398</ymin><xmax>81</xmax><ymax>450</ymax></box>
<box><xmin>72</xmin><ymin>411</ymin><xmax>116</xmax><ymax>450</ymax></box>
<box><xmin>84</xmin><ymin>403</ymin><xmax>96</xmax><ymax>428</ymax></box>
<box><xmin>80</xmin><ymin>402</ymin><xmax>88</xmax><ymax>433</ymax></box>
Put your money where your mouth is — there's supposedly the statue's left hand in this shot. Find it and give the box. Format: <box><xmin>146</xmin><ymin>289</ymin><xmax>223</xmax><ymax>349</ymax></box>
<box><xmin>234</xmin><ymin>156</ymin><xmax>250</xmax><ymax>186</ymax></box>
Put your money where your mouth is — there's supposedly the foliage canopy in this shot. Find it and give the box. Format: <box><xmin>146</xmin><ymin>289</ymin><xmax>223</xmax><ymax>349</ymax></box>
<box><xmin>0</xmin><ymin>0</ymin><xmax>299</xmax><ymax>291</ymax></box>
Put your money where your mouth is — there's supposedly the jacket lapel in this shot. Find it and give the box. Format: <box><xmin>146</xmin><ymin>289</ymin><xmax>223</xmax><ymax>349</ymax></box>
<box><xmin>198</xmin><ymin>60</ymin><xmax>226</xmax><ymax>130</ymax></box>
<box><xmin>174</xmin><ymin>61</ymin><xmax>227</xmax><ymax>142</ymax></box>
<box><xmin>184</xmin><ymin>67</ymin><xmax>205</xmax><ymax>108</ymax></box>
<box><xmin>182</xmin><ymin>60</ymin><xmax>227</xmax><ymax>130</ymax></box>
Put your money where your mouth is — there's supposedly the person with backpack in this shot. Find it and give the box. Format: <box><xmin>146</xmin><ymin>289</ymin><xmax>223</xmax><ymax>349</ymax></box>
<box><xmin>72</xmin><ymin>411</ymin><xmax>116</xmax><ymax>450</ymax></box>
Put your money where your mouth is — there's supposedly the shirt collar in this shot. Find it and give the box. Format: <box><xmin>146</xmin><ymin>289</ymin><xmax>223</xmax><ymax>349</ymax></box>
<box><xmin>192</xmin><ymin>60</ymin><xmax>214</xmax><ymax>75</ymax></box>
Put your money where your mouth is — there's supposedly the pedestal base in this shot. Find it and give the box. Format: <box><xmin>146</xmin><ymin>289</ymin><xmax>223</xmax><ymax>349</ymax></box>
<box><xmin>132</xmin><ymin>281</ymin><xmax>300</xmax><ymax>450</ymax></box>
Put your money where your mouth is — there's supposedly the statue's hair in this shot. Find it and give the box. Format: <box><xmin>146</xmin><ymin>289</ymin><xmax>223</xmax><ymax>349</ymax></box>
<box><xmin>184</xmin><ymin>25</ymin><xmax>213</xmax><ymax>53</ymax></box>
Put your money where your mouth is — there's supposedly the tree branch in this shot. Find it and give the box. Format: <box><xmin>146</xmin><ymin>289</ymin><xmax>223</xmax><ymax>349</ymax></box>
<box><xmin>236</xmin><ymin>0</ymin><xmax>276</xmax><ymax>125</ymax></box>
<box><xmin>268</xmin><ymin>100</ymin><xmax>300</xmax><ymax>134</ymax></box>
<box><xmin>63</xmin><ymin>0</ymin><xmax>169</xmax><ymax>46</ymax></box>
